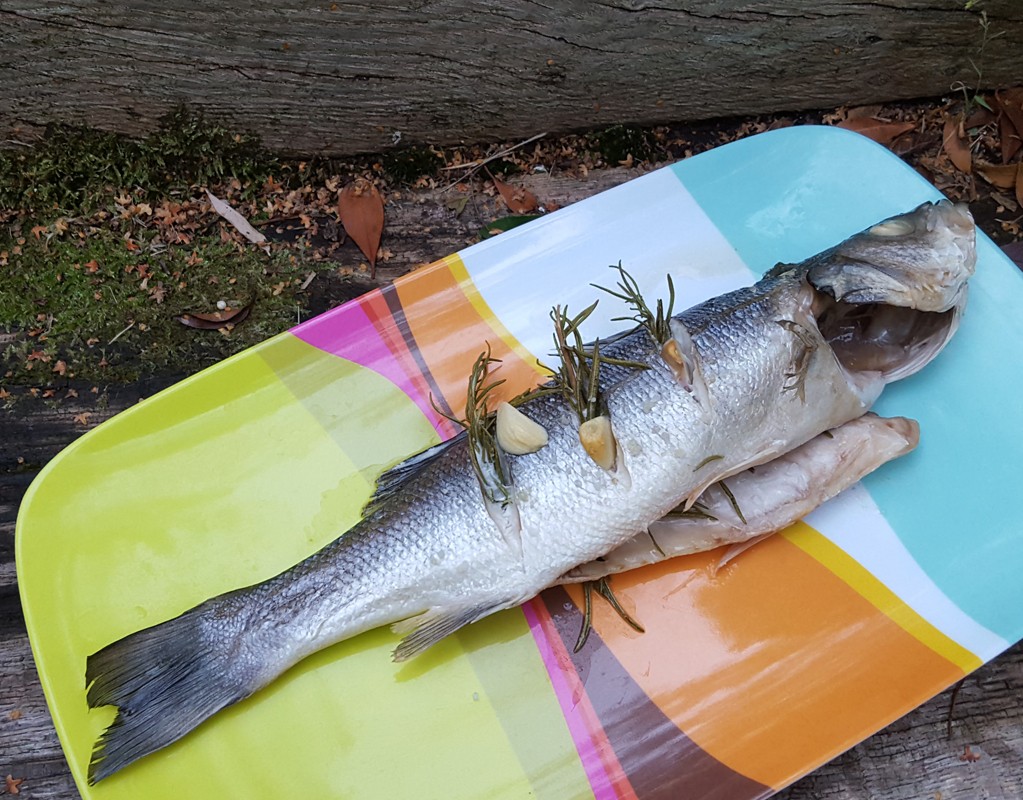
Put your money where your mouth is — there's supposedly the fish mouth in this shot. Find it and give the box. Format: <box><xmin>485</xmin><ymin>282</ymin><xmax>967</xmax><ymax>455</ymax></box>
<box><xmin>812</xmin><ymin>292</ymin><xmax>963</xmax><ymax>383</ymax></box>
<box><xmin>806</xmin><ymin>200</ymin><xmax>975</xmax><ymax>383</ymax></box>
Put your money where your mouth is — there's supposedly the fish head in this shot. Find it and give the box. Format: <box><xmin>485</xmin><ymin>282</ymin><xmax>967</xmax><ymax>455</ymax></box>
<box><xmin>805</xmin><ymin>200</ymin><xmax>976</xmax><ymax>384</ymax></box>
<box><xmin>806</xmin><ymin>200</ymin><xmax>975</xmax><ymax>313</ymax></box>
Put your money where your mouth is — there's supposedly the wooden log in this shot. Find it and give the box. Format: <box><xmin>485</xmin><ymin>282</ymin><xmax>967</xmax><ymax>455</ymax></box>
<box><xmin>2</xmin><ymin>1</ymin><xmax>1023</xmax><ymax>155</ymax></box>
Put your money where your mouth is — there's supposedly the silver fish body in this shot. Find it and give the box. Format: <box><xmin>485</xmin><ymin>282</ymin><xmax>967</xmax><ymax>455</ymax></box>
<box><xmin>85</xmin><ymin>200</ymin><xmax>976</xmax><ymax>782</ymax></box>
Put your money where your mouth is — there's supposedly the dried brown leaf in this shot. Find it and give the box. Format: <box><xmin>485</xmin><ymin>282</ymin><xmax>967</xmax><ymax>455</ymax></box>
<box><xmin>836</xmin><ymin>118</ymin><xmax>915</xmax><ymax>147</ymax></box>
<box><xmin>959</xmin><ymin>745</ymin><xmax>982</xmax><ymax>763</ymax></box>
<box><xmin>964</xmin><ymin>105</ymin><xmax>996</xmax><ymax>130</ymax></box>
<box><xmin>999</xmin><ymin>112</ymin><xmax>1022</xmax><ymax>164</ymax></box>
<box><xmin>942</xmin><ymin>118</ymin><xmax>973</xmax><ymax>174</ymax></box>
<box><xmin>1017</xmin><ymin>162</ymin><xmax>1023</xmax><ymax>209</ymax></box>
<box><xmin>994</xmin><ymin>88</ymin><xmax>1023</xmax><ymax>144</ymax></box>
<box><xmin>338</xmin><ymin>179</ymin><xmax>385</xmax><ymax>277</ymax></box>
<box><xmin>844</xmin><ymin>104</ymin><xmax>885</xmax><ymax>121</ymax></box>
<box><xmin>205</xmin><ymin>190</ymin><xmax>269</xmax><ymax>253</ymax></box>
<box><xmin>976</xmin><ymin>161</ymin><xmax>1020</xmax><ymax>190</ymax></box>
<box><xmin>175</xmin><ymin>303</ymin><xmax>253</xmax><ymax>330</ymax></box>
<box><xmin>491</xmin><ymin>175</ymin><xmax>539</xmax><ymax>214</ymax></box>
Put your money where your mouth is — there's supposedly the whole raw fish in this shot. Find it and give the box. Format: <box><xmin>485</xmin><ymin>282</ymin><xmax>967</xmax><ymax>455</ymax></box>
<box><xmin>85</xmin><ymin>200</ymin><xmax>975</xmax><ymax>782</ymax></box>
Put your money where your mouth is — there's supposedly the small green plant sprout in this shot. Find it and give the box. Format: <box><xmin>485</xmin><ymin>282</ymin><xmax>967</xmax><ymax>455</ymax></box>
<box><xmin>950</xmin><ymin>7</ymin><xmax>1006</xmax><ymax>114</ymax></box>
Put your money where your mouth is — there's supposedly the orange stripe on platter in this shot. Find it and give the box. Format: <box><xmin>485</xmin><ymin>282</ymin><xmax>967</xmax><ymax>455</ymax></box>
<box><xmin>578</xmin><ymin>532</ymin><xmax>964</xmax><ymax>789</ymax></box>
<box><xmin>392</xmin><ymin>255</ymin><xmax>546</xmax><ymax>416</ymax></box>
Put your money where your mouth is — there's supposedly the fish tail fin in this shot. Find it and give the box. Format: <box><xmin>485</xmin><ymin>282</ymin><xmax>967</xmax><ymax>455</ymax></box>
<box><xmin>86</xmin><ymin>598</ymin><xmax>253</xmax><ymax>783</ymax></box>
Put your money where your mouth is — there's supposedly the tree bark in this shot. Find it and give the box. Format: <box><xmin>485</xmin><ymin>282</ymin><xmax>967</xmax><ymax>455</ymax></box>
<box><xmin>2</xmin><ymin>0</ymin><xmax>1022</xmax><ymax>156</ymax></box>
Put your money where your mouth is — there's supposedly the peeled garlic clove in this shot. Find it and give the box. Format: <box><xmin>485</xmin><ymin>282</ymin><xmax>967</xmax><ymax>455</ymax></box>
<box><xmin>578</xmin><ymin>415</ymin><xmax>617</xmax><ymax>470</ymax></box>
<box><xmin>495</xmin><ymin>401</ymin><xmax>549</xmax><ymax>455</ymax></box>
<box><xmin>660</xmin><ymin>338</ymin><xmax>690</xmax><ymax>384</ymax></box>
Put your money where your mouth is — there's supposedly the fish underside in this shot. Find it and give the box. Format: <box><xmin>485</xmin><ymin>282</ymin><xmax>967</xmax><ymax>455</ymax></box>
<box><xmin>84</xmin><ymin>200</ymin><xmax>976</xmax><ymax>782</ymax></box>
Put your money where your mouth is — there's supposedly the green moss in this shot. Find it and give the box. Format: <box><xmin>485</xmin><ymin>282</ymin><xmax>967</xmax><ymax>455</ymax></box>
<box><xmin>0</xmin><ymin>108</ymin><xmax>276</xmax><ymax>217</ymax></box>
<box><xmin>0</xmin><ymin>223</ymin><xmax>317</xmax><ymax>383</ymax></box>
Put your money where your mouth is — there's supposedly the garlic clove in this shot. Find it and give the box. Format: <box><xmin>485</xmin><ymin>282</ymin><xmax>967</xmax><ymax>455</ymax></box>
<box><xmin>578</xmin><ymin>415</ymin><xmax>617</xmax><ymax>470</ymax></box>
<box><xmin>495</xmin><ymin>401</ymin><xmax>549</xmax><ymax>455</ymax></box>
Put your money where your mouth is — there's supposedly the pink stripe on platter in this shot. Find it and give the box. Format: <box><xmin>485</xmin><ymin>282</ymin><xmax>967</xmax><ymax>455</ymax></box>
<box><xmin>522</xmin><ymin>599</ymin><xmax>622</xmax><ymax>800</ymax></box>
<box><xmin>291</xmin><ymin>300</ymin><xmax>449</xmax><ymax>433</ymax></box>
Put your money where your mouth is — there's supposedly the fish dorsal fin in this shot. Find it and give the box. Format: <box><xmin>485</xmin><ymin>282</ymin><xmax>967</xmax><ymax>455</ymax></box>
<box><xmin>362</xmin><ymin>432</ymin><xmax>467</xmax><ymax>517</ymax></box>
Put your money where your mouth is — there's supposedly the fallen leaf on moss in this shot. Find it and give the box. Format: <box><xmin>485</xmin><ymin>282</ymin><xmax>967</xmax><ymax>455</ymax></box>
<box><xmin>206</xmin><ymin>190</ymin><xmax>270</xmax><ymax>253</ymax></box>
<box><xmin>175</xmin><ymin>303</ymin><xmax>254</xmax><ymax>330</ymax></box>
<box><xmin>338</xmin><ymin>179</ymin><xmax>385</xmax><ymax>277</ymax></box>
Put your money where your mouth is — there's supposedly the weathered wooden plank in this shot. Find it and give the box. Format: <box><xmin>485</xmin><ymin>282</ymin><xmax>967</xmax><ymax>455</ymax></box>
<box><xmin>779</xmin><ymin>644</ymin><xmax>1023</xmax><ymax>799</ymax></box>
<box><xmin>2</xmin><ymin>1</ymin><xmax>1022</xmax><ymax>155</ymax></box>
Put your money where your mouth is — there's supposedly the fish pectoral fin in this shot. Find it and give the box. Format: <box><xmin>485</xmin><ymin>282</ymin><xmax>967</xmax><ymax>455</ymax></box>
<box><xmin>391</xmin><ymin>599</ymin><xmax>514</xmax><ymax>662</ymax></box>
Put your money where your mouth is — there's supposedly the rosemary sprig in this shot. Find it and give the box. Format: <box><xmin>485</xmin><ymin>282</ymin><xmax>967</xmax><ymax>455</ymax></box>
<box><xmin>432</xmin><ymin>347</ymin><xmax>512</xmax><ymax>503</ymax></box>
<box><xmin>693</xmin><ymin>453</ymin><xmax>724</xmax><ymax>472</ymax></box>
<box><xmin>662</xmin><ymin>499</ymin><xmax>718</xmax><ymax>522</ymax></box>
<box><xmin>717</xmin><ymin>479</ymin><xmax>747</xmax><ymax>525</ymax></box>
<box><xmin>574</xmin><ymin>577</ymin><xmax>645</xmax><ymax>652</ymax></box>
<box><xmin>594</xmin><ymin>262</ymin><xmax>676</xmax><ymax>346</ymax></box>
<box><xmin>551</xmin><ymin>302</ymin><xmax>601</xmax><ymax>423</ymax></box>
